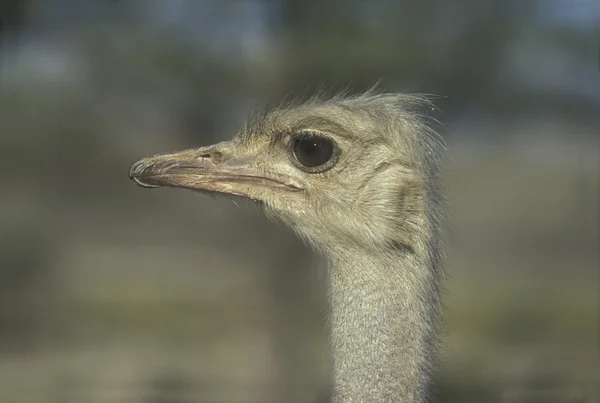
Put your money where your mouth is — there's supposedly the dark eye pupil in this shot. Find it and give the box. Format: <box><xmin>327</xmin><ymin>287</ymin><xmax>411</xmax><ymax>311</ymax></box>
<box><xmin>292</xmin><ymin>136</ymin><xmax>334</xmax><ymax>168</ymax></box>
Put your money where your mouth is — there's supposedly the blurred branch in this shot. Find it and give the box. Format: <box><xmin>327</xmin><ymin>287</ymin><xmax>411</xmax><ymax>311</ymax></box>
<box><xmin>0</xmin><ymin>0</ymin><xmax>26</xmax><ymax>35</ymax></box>
<box><xmin>0</xmin><ymin>0</ymin><xmax>27</xmax><ymax>55</ymax></box>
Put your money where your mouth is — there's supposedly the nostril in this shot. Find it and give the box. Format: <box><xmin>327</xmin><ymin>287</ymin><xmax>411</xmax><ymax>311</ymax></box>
<box><xmin>200</xmin><ymin>151</ymin><xmax>222</xmax><ymax>165</ymax></box>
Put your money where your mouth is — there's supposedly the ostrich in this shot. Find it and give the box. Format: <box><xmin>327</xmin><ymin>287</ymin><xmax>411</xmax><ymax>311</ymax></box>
<box><xmin>129</xmin><ymin>92</ymin><xmax>446</xmax><ymax>402</ymax></box>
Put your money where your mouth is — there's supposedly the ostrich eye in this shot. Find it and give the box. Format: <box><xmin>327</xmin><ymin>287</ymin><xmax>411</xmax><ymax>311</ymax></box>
<box><xmin>291</xmin><ymin>134</ymin><xmax>336</xmax><ymax>169</ymax></box>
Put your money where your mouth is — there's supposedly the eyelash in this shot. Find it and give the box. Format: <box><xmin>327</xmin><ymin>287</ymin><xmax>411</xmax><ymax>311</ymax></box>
<box><xmin>277</xmin><ymin>129</ymin><xmax>326</xmax><ymax>145</ymax></box>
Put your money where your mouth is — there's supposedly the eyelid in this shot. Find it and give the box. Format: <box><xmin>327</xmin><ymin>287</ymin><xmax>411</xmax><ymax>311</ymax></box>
<box><xmin>289</xmin><ymin>129</ymin><xmax>332</xmax><ymax>141</ymax></box>
<box><xmin>274</xmin><ymin>129</ymin><xmax>323</xmax><ymax>147</ymax></box>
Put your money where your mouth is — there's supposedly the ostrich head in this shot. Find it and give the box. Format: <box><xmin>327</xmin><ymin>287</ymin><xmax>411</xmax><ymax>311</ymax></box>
<box><xmin>130</xmin><ymin>92</ymin><xmax>447</xmax><ymax>402</ymax></box>
<box><xmin>129</xmin><ymin>93</ymin><xmax>442</xmax><ymax>256</ymax></box>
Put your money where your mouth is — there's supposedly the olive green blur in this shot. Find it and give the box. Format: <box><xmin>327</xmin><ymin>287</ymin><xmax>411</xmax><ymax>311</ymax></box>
<box><xmin>0</xmin><ymin>1</ymin><xmax>598</xmax><ymax>402</ymax></box>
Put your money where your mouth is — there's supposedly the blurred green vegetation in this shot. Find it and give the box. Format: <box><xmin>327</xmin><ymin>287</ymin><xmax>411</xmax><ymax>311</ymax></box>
<box><xmin>0</xmin><ymin>0</ymin><xmax>599</xmax><ymax>402</ymax></box>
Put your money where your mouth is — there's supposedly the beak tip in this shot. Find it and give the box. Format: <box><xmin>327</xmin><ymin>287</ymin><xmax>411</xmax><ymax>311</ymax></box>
<box><xmin>129</xmin><ymin>160</ymin><xmax>142</xmax><ymax>179</ymax></box>
<box><xmin>129</xmin><ymin>159</ymin><xmax>159</xmax><ymax>188</ymax></box>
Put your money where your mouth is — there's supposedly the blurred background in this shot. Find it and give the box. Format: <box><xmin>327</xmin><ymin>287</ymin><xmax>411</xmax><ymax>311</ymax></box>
<box><xmin>0</xmin><ymin>1</ymin><xmax>599</xmax><ymax>402</ymax></box>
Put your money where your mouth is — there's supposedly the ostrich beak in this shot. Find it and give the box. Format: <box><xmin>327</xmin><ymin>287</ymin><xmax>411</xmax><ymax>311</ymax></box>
<box><xmin>129</xmin><ymin>142</ymin><xmax>302</xmax><ymax>199</ymax></box>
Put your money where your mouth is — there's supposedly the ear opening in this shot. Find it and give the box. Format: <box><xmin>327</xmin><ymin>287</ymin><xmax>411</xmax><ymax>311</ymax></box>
<box><xmin>356</xmin><ymin>165</ymin><xmax>427</xmax><ymax>251</ymax></box>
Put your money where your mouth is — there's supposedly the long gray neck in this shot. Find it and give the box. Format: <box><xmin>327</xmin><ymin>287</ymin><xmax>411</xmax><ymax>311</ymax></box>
<box><xmin>327</xmin><ymin>245</ymin><xmax>438</xmax><ymax>402</ymax></box>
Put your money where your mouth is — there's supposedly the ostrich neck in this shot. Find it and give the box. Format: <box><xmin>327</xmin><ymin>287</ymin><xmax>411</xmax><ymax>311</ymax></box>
<box><xmin>327</xmin><ymin>246</ymin><xmax>436</xmax><ymax>403</ymax></box>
